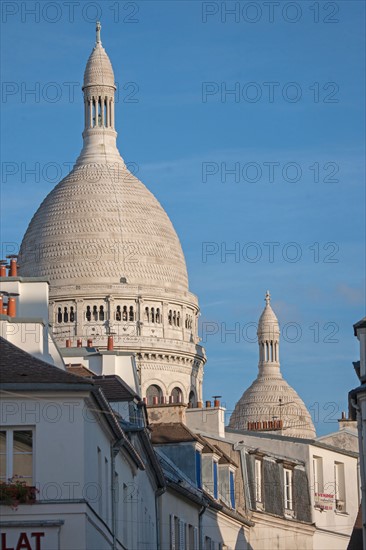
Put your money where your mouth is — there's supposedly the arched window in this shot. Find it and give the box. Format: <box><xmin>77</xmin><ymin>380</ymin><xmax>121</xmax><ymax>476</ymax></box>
<box><xmin>57</xmin><ymin>307</ymin><xmax>62</xmax><ymax>323</ymax></box>
<box><xmin>173</xmin><ymin>311</ymin><xmax>176</xmax><ymax>326</ymax></box>
<box><xmin>63</xmin><ymin>307</ymin><xmax>68</xmax><ymax>323</ymax></box>
<box><xmin>168</xmin><ymin>310</ymin><xmax>172</xmax><ymax>325</ymax></box>
<box><xmin>145</xmin><ymin>307</ymin><xmax>149</xmax><ymax>322</ymax></box>
<box><xmin>93</xmin><ymin>306</ymin><xmax>98</xmax><ymax>322</ymax></box>
<box><xmin>122</xmin><ymin>306</ymin><xmax>128</xmax><ymax>321</ymax></box>
<box><xmin>177</xmin><ymin>312</ymin><xmax>180</xmax><ymax>327</ymax></box>
<box><xmin>151</xmin><ymin>307</ymin><xmax>155</xmax><ymax>323</ymax></box>
<box><xmin>86</xmin><ymin>306</ymin><xmax>91</xmax><ymax>322</ymax></box>
<box><xmin>189</xmin><ymin>390</ymin><xmax>196</xmax><ymax>408</ymax></box>
<box><xmin>129</xmin><ymin>306</ymin><xmax>134</xmax><ymax>321</ymax></box>
<box><xmin>99</xmin><ymin>306</ymin><xmax>104</xmax><ymax>321</ymax></box>
<box><xmin>156</xmin><ymin>308</ymin><xmax>161</xmax><ymax>323</ymax></box>
<box><xmin>146</xmin><ymin>384</ymin><xmax>163</xmax><ymax>406</ymax></box>
<box><xmin>70</xmin><ymin>307</ymin><xmax>75</xmax><ymax>323</ymax></box>
<box><xmin>171</xmin><ymin>387</ymin><xmax>182</xmax><ymax>404</ymax></box>
<box><xmin>116</xmin><ymin>306</ymin><xmax>121</xmax><ymax>321</ymax></box>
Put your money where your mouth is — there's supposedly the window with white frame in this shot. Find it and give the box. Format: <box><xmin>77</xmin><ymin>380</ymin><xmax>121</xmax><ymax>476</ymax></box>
<box><xmin>255</xmin><ymin>458</ymin><xmax>262</xmax><ymax>503</ymax></box>
<box><xmin>313</xmin><ymin>456</ymin><xmax>324</xmax><ymax>496</ymax></box>
<box><xmin>334</xmin><ymin>462</ymin><xmax>346</xmax><ymax>512</ymax></box>
<box><xmin>284</xmin><ymin>468</ymin><xmax>293</xmax><ymax>511</ymax></box>
<box><xmin>0</xmin><ymin>429</ymin><xmax>33</xmax><ymax>484</ymax></box>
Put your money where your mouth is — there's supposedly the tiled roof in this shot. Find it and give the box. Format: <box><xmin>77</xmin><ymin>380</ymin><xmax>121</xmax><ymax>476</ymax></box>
<box><xmin>0</xmin><ymin>337</ymin><xmax>91</xmax><ymax>386</ymax></box>
<box><xmin>66</xmin><ymin>364</ymin><xmax>95</xmax><ymax>378</ymax></box>
<box><xmin>151</xmin><ymin>423</ymin><xmax>200</xmax><ymax>444</ymax></box>
<box><xmin>93</xmin><ymin>375</ymin><xmax>140</xmax><ymax>402</ymax></box>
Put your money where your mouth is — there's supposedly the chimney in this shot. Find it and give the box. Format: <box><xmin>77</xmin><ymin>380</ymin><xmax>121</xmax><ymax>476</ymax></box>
<box><xmin>107</xmin><ymin>335</ymin><xmax>114</xmax><ymax>351</ymax></box>
<box><xmin>7</xmin><ymin>297</ymin><xmax>16</xmax><ymax>317</ymax></box>
<box><xmin>77</xmin><ymin>339</ymin><xmax>82</xmax><ymax>348</ymax></box>
<box><xmin>66</xmin><ymin>339</ymin><xmax>71</xmax><ymax>348</ymax></box>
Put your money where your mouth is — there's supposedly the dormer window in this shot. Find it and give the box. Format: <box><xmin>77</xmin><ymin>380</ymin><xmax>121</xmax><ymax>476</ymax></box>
<box><xmin>255</xmin><ymin>458</ymin><xmax>263</xmax><ymax>505</ymax></box>
<box><xmin>202</xmin><ymin>448</ymin><xmax>221</xmax><ymax>499</ymax></box>
<box><xmin>284</xmin><ymin>468</ymin><xmax>293</xmax><ymax>511</ymax></box>
<box><xmin>195</xmin><ymin>449</ymin><xmax>202</xmax><ymax>489</ymax></box>
<box><xmin>229</xmin><ymin>470</ymin><xmax>235</xmax><ymax>509</ymax></box>
<box><xmin>213</xmin><ymin>459</ymin><xmax>218</xmax><ymax>499</ymax></box>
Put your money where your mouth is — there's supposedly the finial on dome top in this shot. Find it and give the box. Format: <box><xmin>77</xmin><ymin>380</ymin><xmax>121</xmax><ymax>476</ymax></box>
<box><xmin>96</xmin><ymin>21</ymin><xmax>101</xmax><ymax>44</ymax></box>
<box><xmin>265</xmin><ymin>290</ymin><xmax>271</xmax><ymax>305</ymax></box>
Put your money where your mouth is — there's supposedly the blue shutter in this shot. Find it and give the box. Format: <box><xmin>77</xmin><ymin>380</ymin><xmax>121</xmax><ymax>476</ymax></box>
<box><xmin>213</xmin><ymin>461</ymin><xmax>218</xmax><ymax>499</ymax></box>
<box><xmin>196</xmin><ymin>450</ymin><xmax>202</xmax><ymax>489</ymax></box>
<box><xmin>230</xmin><ymin>471</ymin><xmax>235</xmax><ymax>508</ymax></box>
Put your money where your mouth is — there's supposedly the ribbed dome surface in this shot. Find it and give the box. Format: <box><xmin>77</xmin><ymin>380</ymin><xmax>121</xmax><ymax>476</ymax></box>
<box><xmin>83</xmin><ymin>43</ymin><xmax>115</xmax><ymax>88</ymax></box>
<box><xmin>229</xmin><ymin>374</ymin><xmax>316</xmax><ymax>439</ymax></box>
<box><xmin>19</xmin><ymin>162</ymin><xmax>189</xmax><ymax>291</ymax></box>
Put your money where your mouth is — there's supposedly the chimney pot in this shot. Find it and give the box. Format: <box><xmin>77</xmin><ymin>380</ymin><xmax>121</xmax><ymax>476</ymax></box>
<box><xmin>197</xmin><ymin>401</ymin><xmax>203</xmax><ymax>408</ymax></box>
<box><xmin>87</xmin><ymin>339</ymin><xmax>93</xmax><ymax>348</ymax></box>
<box><xmin>214</xmin><ymin>399</ymin><xmax>220</xmax><ymax>407</ymax></box>
<box><xmin>2</xmin><ymin>305</ymin><xmax>8</xmax><ymax>315</ymax></box>
<box><xmin>0</xmin><ymin>262</ymin><xmax>7</xmax><ymax>277</ymax></box>
<box><xmin>8</xmin><ymin>258</ymin><xmax>17</xmax><ymax>277</ymax></box>
<box><xmin>107</xmin><ymin>335</ymin><xmax>114</xmax><ymax>351</ymax></box>
<box><xmin>66</xmin><ymin>339</ymin><xmax>71</xmax><ymax>348</ymax></box>
<box><xmin>7</xmin><ymin>297</ymin><xmax>16</xmax><ymax>317</ymax></box>
<box><xmin>205</xmin><ymin>400</ymin><xmax>211</xmax><ymax>408</ymax></box>
<box><xmin>77</xmin><ymin>339</ymin><xmax>82</xmax><ymax>348</ymax></box>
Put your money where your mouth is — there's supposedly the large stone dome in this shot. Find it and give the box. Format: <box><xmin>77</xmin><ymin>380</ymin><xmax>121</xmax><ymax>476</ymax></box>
<box><xmin>19</xmin><ymin>162</ymin><xmax>189</xmax><ymax>292</ymax></box>
<box><xmin>19</xmin><ymin>23</ymin><xmax>188</xmax><ymax>293</ymax></box>
<box><xmin>17</xmin><ymin>22</ymin><xmax>205</xmax><ymax>409</ymax></box>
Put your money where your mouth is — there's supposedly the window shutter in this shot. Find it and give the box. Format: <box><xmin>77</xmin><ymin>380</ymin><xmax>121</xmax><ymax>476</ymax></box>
<box><xmin>193</xmin><ymin>527</ymin><xmax>199</xmax><ymax>550</ymax></box>
<box><xmin>178</xmin><ymin>520</ymin><xmax>185</xmax><ymax>550</ymax></box>
<box><xmin>170</xmin><ymin>514</ymin><xmax>175</xmax><ymax>550</ymax></box>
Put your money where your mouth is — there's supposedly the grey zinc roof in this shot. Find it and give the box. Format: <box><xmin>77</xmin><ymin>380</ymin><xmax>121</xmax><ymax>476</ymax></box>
<box><xmin>0</xmin><ymin>337</ymin><xmax>92</xmax><ymax>386</ymax></box>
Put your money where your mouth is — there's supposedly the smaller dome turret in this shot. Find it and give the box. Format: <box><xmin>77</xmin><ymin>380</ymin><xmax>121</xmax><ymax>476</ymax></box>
<box><xmin>229</xmin><ymin>291</ymin><xmax>316</xmax><ymax>439</ymax></box>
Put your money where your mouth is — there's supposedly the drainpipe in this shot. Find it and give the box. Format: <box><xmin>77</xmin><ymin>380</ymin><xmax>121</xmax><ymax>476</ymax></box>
<box><xmin>155</xmin><ymin>487</ymin><xmax>165</xmax><ymax>550</ymax></box>
<box><xmin>111</xmin><ymin>440</ymin><xmax>125</xmax><ymax>550</ymax></box>
<box><xmin>198</xmin><ymin>503</ymin><xmax>207</xmax><ymax>550</ymax></box>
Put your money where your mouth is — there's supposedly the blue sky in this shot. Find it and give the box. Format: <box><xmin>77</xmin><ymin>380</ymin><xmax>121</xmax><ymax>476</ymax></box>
<box><xmin>1</xmin><ymin>1</ymin><xmax>365</xmax><ymax>435</ymax></box>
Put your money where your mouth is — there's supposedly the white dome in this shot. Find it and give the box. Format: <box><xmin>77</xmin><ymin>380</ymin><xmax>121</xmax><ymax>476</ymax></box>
<box><xmin>229</xmin><ymin>292</ymin><xmax>316</xmax><ymax>439</ymax></box>
<box><xmin>229</xmin><ymin>375</ymin><xmax>316</xmax><ymax>439</ymax></box>
<box><xmin>19</xmin><ymin>162</ymin><xmax>189</xmax><ymax>292</ymax></box>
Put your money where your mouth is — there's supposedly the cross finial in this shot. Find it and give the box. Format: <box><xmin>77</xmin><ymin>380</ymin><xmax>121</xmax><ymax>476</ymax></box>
<box><xmin>96</xmin><ymin>21</ymin><xmax>101</xmax><ymax>44</ymax></box>
<box><xmin>265</xmin><ymin>290</ymin><xmax>271</xmax><ymax>305</ymax></box>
